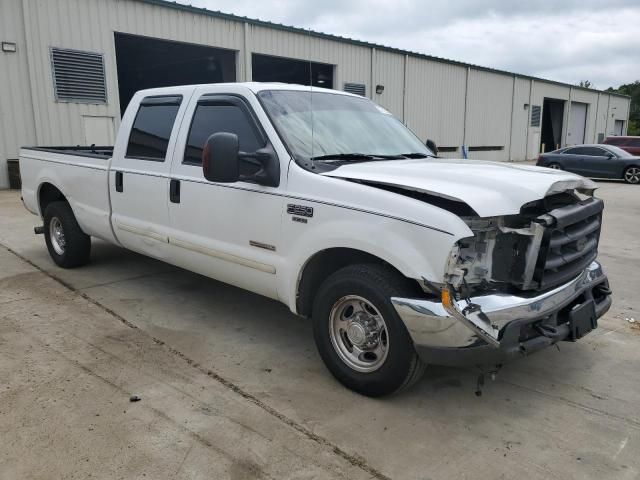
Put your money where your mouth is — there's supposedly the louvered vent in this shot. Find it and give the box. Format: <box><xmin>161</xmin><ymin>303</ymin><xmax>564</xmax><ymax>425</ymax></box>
<box><xmin>344</xmin><ymin>83</ymin><xmax>366</xmax><ymax>97</ymax></box>
<box><xmin>50</xmin><ymin>47</ymin><xmax>107</xmax><ymax>103</ymax></box>
<box><xmin>530</xmin><ymin>105</ymin><xmax>541</xmax><ymax>127</ymax></box>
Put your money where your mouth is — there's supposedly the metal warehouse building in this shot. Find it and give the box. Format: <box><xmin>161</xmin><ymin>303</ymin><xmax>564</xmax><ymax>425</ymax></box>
<box><xmin>0</xmin><ymin>0</ymin><xmax>631</xmax><ymax>188</ymax></box>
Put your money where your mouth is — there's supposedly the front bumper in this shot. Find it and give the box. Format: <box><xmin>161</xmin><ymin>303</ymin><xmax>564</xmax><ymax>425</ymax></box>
<box><xmin>391</xmin><ymin>261</ymin><xmax>611</xmax><ymax>367</ymax></box>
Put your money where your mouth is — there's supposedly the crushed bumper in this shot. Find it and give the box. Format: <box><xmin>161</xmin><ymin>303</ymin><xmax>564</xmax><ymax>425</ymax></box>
<box><xmin>391</xmin><ymin>261</ymin><xmax>611</xmax><ymax>367</ymax></box>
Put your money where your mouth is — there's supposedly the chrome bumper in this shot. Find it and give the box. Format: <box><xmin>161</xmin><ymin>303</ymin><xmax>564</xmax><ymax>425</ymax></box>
<box><xmin>391</xmin><ymin>262</ymin><xmax>610</xmax><ymax>352</ymax></box>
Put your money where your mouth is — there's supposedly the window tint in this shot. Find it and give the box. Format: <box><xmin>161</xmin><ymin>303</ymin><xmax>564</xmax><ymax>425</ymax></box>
<box><xmin>184</xmin><ymin>103</ymin><xmax>263</xmax><ymax>165</ymax></box>
<box><xmin>566</xmin><ymin>146</ymin><xmax>606</xmax><ymax>156</ymax></box>
<box><xmin>126</xmin><ymin>99</ymin><xmax>181</xmax><ymax>161</ymax></box>
<box><xmin>628</xmin><ymin>139</ymin><xmax>640</xmax><ymax>147</ymax></box>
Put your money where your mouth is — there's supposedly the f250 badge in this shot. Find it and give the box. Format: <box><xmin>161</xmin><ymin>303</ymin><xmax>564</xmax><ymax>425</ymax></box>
<box><xmin>287</xmin><ymin>204</ymin><xmax>314</xmax><ymax>218</ymax></box>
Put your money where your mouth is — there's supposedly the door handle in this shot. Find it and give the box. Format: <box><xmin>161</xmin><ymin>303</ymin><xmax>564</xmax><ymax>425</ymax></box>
<box><xmin>170</xmin><ymin>179</ymin><xmax>180</xmax><ymax>203</ymax></box>
<box><xmin>115</xmin><ymin>171</ymin><xmax>123</xmax><ymax>192</ymax></box>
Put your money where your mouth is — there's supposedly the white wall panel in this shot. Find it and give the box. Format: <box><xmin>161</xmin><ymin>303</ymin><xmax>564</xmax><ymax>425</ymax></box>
<box><xmin>371</xmin><ymin>49</ymin><xmax>405</xmax><ymax>119</ymax></box>
<box><xmin>0</xmin><ymin>0</ymin><xmax>37</xmax><ymax>187</ymax></box>
<box><xmin>465</xmin><ymin>70</ymin><xmax>513</xmax><ymax>161</ymax></box>
<box><xmin>405</xmin><ymin>58</ymin><xmax>466</xmax><ymax>151</ymax></box>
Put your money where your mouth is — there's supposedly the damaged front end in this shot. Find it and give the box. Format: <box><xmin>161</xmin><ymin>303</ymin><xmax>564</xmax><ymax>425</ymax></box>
<box><xmin>391</xmin><ymin>191</ymin><xmax>612</xmax><ymax>365</ymax></box>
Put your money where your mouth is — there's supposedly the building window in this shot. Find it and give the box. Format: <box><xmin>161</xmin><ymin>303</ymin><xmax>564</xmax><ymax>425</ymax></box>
<box><xmin>126</xmin><ymin>96</ymin><xmax>182</xmax><ymax>161</ymax></box>
<box><xmin>344</xmin><ymin>83</ymin><xmax>366</xmax><ymax>97</ymax></box>
<box><xmin>50</xmin><ymin>47</ymin><xmax>107</xmax><ymax>103</ymax></box>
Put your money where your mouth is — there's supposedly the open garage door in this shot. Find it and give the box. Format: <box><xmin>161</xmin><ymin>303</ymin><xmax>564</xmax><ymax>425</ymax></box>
<box><xmin>114</xmin><ymin>33</ymin><xmax>236</xmax><ymax>115</ymax></box>
<box><xmin>540</xmin><ymin>98</ymin><xmax>565</xmax><ymax>152</ymax></box>
<box><xmin>568</xmin><ymin>102</ymin><xmax>587</xmax><ymax>145</ymax></box>
<box><xmin>252</xmin><ymin>54</ymin><xmax>333</xmax><ymax>88</ymax></box>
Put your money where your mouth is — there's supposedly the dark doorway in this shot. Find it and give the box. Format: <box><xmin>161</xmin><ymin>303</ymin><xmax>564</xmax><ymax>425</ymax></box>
<box><xmin>114</xmin><ymin>33</ymin><xmax>236</xmax><ymax>115</ymax></box>
<box><xmin>252</xmin><ymin>54</ymin><xmax>333</xmax><ymax>88</ymax></box>
<box><xmin>540</xmin><ymin>98</ymin><xmax>565</xmax><ymax>152</ymax></box>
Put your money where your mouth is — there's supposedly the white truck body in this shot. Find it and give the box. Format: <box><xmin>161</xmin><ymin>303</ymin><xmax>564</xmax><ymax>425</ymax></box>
<box><xmin>20</xmin><ymin>82</ymin><xmax>612</xmax><ymax>395</ymax></box>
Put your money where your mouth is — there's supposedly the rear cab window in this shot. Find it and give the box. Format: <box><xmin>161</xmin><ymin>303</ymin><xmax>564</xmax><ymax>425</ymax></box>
<box><xmin>126</xmin><ymin>95</ymin><xmax>182</xmax><ymax>161</ymax></box>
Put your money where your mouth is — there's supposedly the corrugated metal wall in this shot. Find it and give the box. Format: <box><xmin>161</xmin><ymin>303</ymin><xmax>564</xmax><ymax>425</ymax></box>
<box><xmin>0</xmin><ymin>0</ymin><xmax>632</xmax><ymax>188</ymax></box>
<box><xmin>0</xmin><ymin>0</ymin><xmax>36</xmax><ymax>187</ymax></box>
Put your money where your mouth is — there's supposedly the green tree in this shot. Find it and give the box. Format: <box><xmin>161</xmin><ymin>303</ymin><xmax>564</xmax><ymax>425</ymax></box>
<box><xmin>607</xmin><ymin>81</ymin><xmax>640</xmax><ymax>135</ymax></box>
<box><xmin>579</xmin><ymin>80</ymin><xmax>592</xmax><ymax>88</ymax></box>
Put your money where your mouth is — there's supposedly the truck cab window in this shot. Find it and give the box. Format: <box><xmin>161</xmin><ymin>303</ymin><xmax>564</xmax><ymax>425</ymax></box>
<box><xmin>126</xmin><ymin>99</ymin><xmax>181</xmax><ymax>161</ymax></box>
<box><xmin>184</xmin><ymin>104</ymin><xmax>262</xmax><ymax>166</ymax></box>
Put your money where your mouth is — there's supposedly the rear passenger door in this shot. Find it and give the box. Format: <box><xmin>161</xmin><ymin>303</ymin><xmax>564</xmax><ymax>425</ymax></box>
<box><xmin>110</xmin><ymin>91</ymin><xmax>191</xmax><ymax>261</ymax></box>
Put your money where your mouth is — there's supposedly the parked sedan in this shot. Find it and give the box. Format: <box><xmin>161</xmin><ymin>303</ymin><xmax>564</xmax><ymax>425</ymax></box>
<box><xmin>536</xmin><ymin>144</ymin><xmax>640</xmax><ymax>184</ymax></box>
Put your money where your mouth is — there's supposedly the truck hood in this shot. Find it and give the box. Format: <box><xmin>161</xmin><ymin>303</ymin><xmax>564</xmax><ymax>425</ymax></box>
<box><xmin>321</xmin><ymin>158</ymin><xmax>598</xmax><ymax>217</ymax></box>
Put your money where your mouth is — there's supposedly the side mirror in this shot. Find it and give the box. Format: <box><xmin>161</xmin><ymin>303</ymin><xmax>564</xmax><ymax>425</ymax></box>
<box><xmin>606</xmin><ymin>152</ymin><xmax>614</xmax><ymax>158</ymax></box>
<box><xmin>202</xmin><ymin>132</ymin><xmax>281</xmax><ymax>187</ymax></box>
<box><xmin>203</xmin><ymin>132</ymin><xmax>240</xmax><ymax>183</ymax></box>
<box><xmin>426</xmin><ymin>139</ymin><xmax>438</xmax><ymax>156</ymax></box>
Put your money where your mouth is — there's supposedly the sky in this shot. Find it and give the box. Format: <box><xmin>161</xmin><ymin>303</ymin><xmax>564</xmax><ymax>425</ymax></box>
<box><xmin>178</xmin><ymin>0</ymin><xmax>639</xmax><ymax>90</ymax></box>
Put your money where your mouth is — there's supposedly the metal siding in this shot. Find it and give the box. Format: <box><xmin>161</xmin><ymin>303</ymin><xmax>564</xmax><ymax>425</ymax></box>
<box><xmin>371</xmin><ymin>49</ymin><xmax>405</xmax><ymax>119</ymax></box>
<box><xmin>405</xmin><ymin>58</ymin><xmax>466</xmax><ymax>153</ymax></box>
<box><xmin>21</xmin><ymin>0</ymin><xmax>244</xmax><ymax>149</ymax></box>
<box><xmin>1</xmin><ymin>0</ymin><xmax>632</xmax><ymax>185</ymax></box>
<box><xmin>509</xmin><ymin>77</ymin><xmax>531</xmax><ymax>161</ymax></box>
<box><xmin>465</xmin><ymin>69</ymin><xmax>513</xmax><ymax>161</ymax></box>
<box><xmin>0</xmin><ymin>0</ymin><xmax>37</xmax><ymax>188</ymax></box>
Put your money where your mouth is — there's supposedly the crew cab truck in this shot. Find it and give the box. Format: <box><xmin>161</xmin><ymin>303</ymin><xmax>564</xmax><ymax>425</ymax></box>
<box><xmin>20</xmin><ymin>83</ymin><xmax>612</xmax><ymax>396</ymax></box>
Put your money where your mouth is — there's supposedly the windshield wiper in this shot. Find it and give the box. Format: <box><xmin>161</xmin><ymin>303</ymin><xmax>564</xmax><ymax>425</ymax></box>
<box><xmin>398</xmin><ymin>152</ymin><xmax>432</xmax><ymax>158</ymax></box>
<box><xmin>310</xmin><ymin>153</ymin><xmax>405</xmax><ymax>161</ymax></box>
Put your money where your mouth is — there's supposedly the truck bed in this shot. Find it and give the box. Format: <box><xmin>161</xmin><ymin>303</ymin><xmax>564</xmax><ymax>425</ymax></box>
<box><xmin>19</xmin><ymin>145</ymin><xmax>117</xmax><ymax>244</ymax></box>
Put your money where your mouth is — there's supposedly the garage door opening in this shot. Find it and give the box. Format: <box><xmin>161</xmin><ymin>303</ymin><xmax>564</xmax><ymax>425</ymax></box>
<box><xmin>252</xmin><ymin>54</ymin><xmax>333</xmax><ymax>88</ymax></box>
<box><xmin>541</xmin><ymin>98</ymin><xmax>565</xmax><ymax>152</ymax></box>
<box><xmin>114</xmin><ymin>33</ymin><xmax>236</xmax><ymax>115</ymax></box>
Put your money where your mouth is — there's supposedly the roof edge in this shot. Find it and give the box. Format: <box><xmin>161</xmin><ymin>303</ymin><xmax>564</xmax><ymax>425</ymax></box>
<box><xmin>136</xmin><ymin>0</ymin><xmax>631</xmax><ymax>99</ymax></box>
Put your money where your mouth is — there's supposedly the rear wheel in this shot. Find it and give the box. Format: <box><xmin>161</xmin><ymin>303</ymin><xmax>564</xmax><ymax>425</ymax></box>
<box><xmin>312</xmin><ymin>264</ymin><xmax>426</xmax><ymax>397</ymax></box>
<box><xmin>43</xmin><ymin>201</ymin><xmax>91</xmax><ymax>268</ymax></box>
<box><xmin>623</xmin><ymin>166</ymin><xmax>640</xmax><ymax>184</ymax></box>
<box><xmin>548</xmin><ymin>162</ymin><xmax>562</xmax><ymax>170</ymax></box>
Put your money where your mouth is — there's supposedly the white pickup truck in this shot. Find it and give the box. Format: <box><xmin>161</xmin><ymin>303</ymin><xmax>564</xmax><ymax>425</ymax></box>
<box><xmin>20</xmin><ymin>82</ymin><xmax>611</xmax><ymax>396</ymax></box>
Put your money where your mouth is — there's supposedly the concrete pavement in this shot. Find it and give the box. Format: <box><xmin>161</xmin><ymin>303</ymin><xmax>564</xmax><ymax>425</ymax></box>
<box><xmin>0</xmin><ymin>180</ymin><xmax>638</xmax><ymax>479</ymax></box>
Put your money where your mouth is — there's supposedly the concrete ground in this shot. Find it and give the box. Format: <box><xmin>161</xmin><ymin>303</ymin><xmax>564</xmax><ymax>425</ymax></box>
<box><xmin>0</xmin><ymin>181</ymin><xmax>638</xmax><ymax>480</ymax></box>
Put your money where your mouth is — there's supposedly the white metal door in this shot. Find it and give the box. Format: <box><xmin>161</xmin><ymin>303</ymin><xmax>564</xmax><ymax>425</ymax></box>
<box><xmin>614</xmin><ymin>120</ymin><xmax>624</xmax><ymax>136</ymax></box>
<box><xmin>567</xmin><ymin>102</ymin><xmax>587</xmax><ymax>145</ymax></box>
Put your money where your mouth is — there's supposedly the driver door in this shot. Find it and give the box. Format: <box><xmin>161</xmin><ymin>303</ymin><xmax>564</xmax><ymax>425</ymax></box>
<box><xmin>167</xmin><ymin>86</ymin><xmax>285</xmax><ymax>300</ymax></box>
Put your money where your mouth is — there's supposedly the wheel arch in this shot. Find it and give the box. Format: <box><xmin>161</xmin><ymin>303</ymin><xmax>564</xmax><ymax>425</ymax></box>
<box><xmin>38</xmin><ymin>182</ymin><xmax>68</xmax><ymax>217</ymax></box>
<box><xmin>295</xmin><ymin>247</ymin><xmax>422</xmax><ymax>318</ymax></box>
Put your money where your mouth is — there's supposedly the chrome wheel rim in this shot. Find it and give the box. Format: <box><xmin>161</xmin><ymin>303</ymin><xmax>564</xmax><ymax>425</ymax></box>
<box><xmin>49</xmin><ymin>217</ymin><xmax>66</xmax><ymax>255</ymax></box>
<box><xmin>549</xmin><ymin>163</ymin><xmax>561</xmax><ymax>170</ymax></box>
<box><xmin>329</xmin><ymin>295</ymin><xmax>389</xmax><ymax>373</ymax></box>
<box><xmin>625</xmin><ymin>167</ymin><xmax>640</xmax><ymax>184</ymax></box>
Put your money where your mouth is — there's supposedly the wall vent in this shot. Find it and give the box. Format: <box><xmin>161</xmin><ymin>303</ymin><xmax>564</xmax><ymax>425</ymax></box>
<box><xmin>530</xmin><ymin>105</ymin><xmax>541</xmax><ymax>127</ymax></box>
<box><xmin>50</xmin><ymin>47</ymin><xmax>107</xmax><ymax>103</ymax></box>
<box><xmin>344</xmin><ymin>82</ymin><xmax>366</xmax><ymax>97</ymax></box>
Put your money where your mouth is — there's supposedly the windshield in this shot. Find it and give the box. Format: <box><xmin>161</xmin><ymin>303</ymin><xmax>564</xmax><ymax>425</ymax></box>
<box><xmin>257</xmin><ymin>90</ymin><xmax>433</xmax><ymax>163</ymax></box>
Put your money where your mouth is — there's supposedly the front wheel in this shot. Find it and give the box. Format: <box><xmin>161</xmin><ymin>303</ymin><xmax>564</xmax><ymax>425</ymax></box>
<box><xmin>548</xmin><ymin>162</ymin><xmax>562</xmax><ymax>170</ymax></box>
<box><xmin>623</xmin><ymin>166</ymin><xmax>640</xmax><ymax>184</ymax></box>
<box><xmin>43</xmin><ymin>201</ymin><xmax>91</xmax><ymax>268</ymax></box>
<box><xmin>312</xmin><ymin>264</ymin><xmax>426</xmax><ymax>397</ymax></box>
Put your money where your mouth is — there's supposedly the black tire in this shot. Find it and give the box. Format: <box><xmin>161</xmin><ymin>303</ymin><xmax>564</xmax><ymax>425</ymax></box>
<box><xmin>623</xmin><ymin>166</ymin><xmax>640</xmax><ymax>184</ymax></box>
<box><xmin>548</xmin><ymin>162</ymin><xmax>563</xmax><ymax>170</ymax></box>
<box><xmin>43</xmin><ymin>201</ymin><xmax>91</xmax><ymax>268</ymax></box>
<box><xmin>312</xmin><ymin>264</ymin><xmax>426</xmax><ymax>397</ymax></box>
